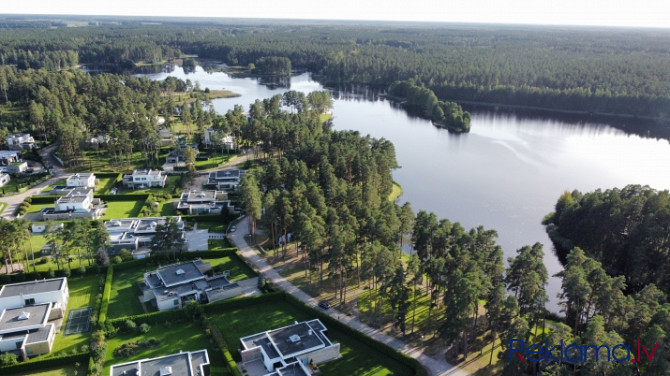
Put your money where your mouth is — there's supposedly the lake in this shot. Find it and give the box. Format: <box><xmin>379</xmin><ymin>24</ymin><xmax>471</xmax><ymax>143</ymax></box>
<box><xmin>141</xmin><ymin>66</ymin><xmax>670</xmax><ymax>312</ymax></box>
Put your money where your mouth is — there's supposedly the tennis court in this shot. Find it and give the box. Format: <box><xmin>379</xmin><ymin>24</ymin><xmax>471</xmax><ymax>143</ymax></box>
<box><xmin>64</xmin><ymin>307</ymin><xmax>92</xmax><ymax>335</ymax></box>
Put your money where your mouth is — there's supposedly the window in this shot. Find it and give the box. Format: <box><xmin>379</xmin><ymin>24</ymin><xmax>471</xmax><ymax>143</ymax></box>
<box><xmin>173</xmin><ymin>299</ymin><xmax>179</xmax><ymax>306</ymax></box>
<box><xmin>24</xmin><ymin>298</ymin><xmax>35</xmax><ymax>306</ymax></box>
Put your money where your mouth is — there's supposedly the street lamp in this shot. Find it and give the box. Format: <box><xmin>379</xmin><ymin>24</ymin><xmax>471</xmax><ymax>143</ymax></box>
<box><xmin>421</xmin><ymin>335</ymin><xmax>425</xmax><ymax>347</ymax></box>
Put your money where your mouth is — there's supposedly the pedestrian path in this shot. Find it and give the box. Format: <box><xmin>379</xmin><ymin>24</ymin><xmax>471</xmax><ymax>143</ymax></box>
<box><xmin>229</xmin><ymin>216</ymin><xmax>472</xmax><ymax>376</ymax></box>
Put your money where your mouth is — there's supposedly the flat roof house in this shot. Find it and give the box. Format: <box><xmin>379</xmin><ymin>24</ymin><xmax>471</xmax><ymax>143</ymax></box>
<box><xmin>205</xmin><ymin>169</ymin><xmax>245</xmax><ymax>191</ymax></box>
<box><xmin>7</xmin><ymin>161</ymin><xmax>28</xmax><ymax>174</ymax></box>
<box><xmin>110</xmin><ymin>349</ymin><xmax>210</xmax><ymax>376</ymax></box>
<box><xmin>6</xmin><ymin>133</ymin><xmax>35</xmax><ymax>150</ymax></box>
<box><xmin>104</xmin><ymin>216</ymin><xmax>184</xmax><ymax>253</ymax></box>
<box><xmin>0</xmin><ymin>150</ymin><xmax>21</xmax><ymax>166</ymax></box>
<box><xmin>239</xmin><ymin>319</ymin><xmax>340</xmax><ymax>376</ymax></box>
<box><xmin>140</xmin><ymin>259</ymin><xmax>241</xmax><ymax>311</ymax></box>
<box><xmin>176</xmin><ymin>190</ymin><xmax>230</xmax><ymax>215</ymax></box>
<box><xmin>41</xmin><ymin>187</ymin><xmax>105</xmax><ymax>221</ymax></box>
<box><xmin>0</xmin><ymin>278</ymin><xmax>69</xmax><ymax>359</ymax></box>
<box><xmin>66</xmin><ymin>173</ymin><xmax>96</xmax><ymax>188</ymax></box>
<box><xmin>122</xmin><ymin>169</ymin><xmax>167</xmax><ymax>189</ymax></box>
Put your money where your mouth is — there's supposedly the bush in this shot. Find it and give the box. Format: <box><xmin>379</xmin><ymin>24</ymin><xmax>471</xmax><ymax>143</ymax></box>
<box><xmin>63</xmin><ymin>267</ymin><xmax>71</xmax><ymax>277</ymax></box>
<box><xmin>0</xmin><ymin>352</ymin><xmax>19</xmax><ymax>366</ymax></box>
<box><xmin>124</xmin><ymin>319</ymin><xmax>137</xmax><ymax>331</ymax></box>
<box><xmin>95</xmin><ymin>249</ymin><xmax>110</xmax><ymax>266</ymax></box>
<box><xmin>112</xmin><ymin>256</ymin><xmax>123</xmax><ymax>264</ymax></box>
<box><xmin>119</xmin><ymin>249</ymin><xmax>133</xmax><ymax>261</ymax></box>
<box><xmin>139</xmin><ymin>323</ymin><xmax>151</xmax><ymax>333</ymax></box>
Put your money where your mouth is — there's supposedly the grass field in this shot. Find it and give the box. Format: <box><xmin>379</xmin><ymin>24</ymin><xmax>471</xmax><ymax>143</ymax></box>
<box><xmin>195</xmin><ymin>154</ymin><xmax>233</xmax><ymax>170</ymax></box>
<box><xmin>103</xmin><ymin>200</ymin><xmax>144</xmax><ymax>219</ymax></box>
<box><xmin>210</xmin><ymin>300</ymin><xmax>414</xmax><ymax>376</ymax></box>
<box><xmin>8</xmin><ymin>363</ymin><xmax>87</xmax><ymax>376</ymax></box>
<box><xmin>26</xmin><ymin>202</ymin><xmax>54</xmax><ymax>215</ymax></box>
<box><xmin>103</xmin><ymin>321</ymin><xmax>226</xmax><ymax>376</ymax></box>
<box><xmin>96</xmin><ymin>176</ymin><xmax>118</xmax><ymax>194</ymax></box>
<box><xmin>121</xmin><ymin>175</ymin><xmax>182</xmax><ymax>196</ymax></box>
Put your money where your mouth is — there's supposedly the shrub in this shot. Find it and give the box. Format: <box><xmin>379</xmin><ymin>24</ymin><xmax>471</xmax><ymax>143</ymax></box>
<box><xmin>124</xmin><ymin>319</ymin><xmax>137</xmax><ymax>331</ymax></box>
<box><xmin>63</xmin><ymin>267</ymin><xmax>71</xmax><ymax>277</ymax></box>
<box><xmin>119</xmin><ymin>249</ymin><xmax>133</xmax><ymax>261</ymax></box>
<box><xmin>112</xmin><ymin>256</ymin><xmax>123</xmax><ymax>264</ymax></box>
<box><xmin>95</xmin><ymin>249</ymin><xmax>110</xmax><ymax>266</ymax></box>
<box><xmin>139</xmin><ymin>323</ymin><xmax>151</xmax><ymax>333</ymax></box>
<box><xmin>0</xmin><ymin>352</ymin><xmax>19</xmax><ymax>366</ymax></box>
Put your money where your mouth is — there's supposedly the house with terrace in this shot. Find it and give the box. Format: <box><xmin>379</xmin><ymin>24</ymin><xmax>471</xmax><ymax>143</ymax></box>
<box><xmin>104</xmin><ymin>216</ymin><xmax>184</xmax><ymax>254</ymax></box>
<box><xmin>239</xmin><ymin>319</ymin><xmax>340</xmax><ymax>376</ymax></box>
<box><xmin>206</xmin><ymin>169</ymin><xmax>245</xmax><ymax>191</ymax></box>
<box><xmin>0</xmin><ymin>278</ymin><xmax>69</xmax><ymax>359</ymax></box>
<box><xmin>110</xmin><ymin>349</ymin><xmax>210</xmax><ymax>376</ymax></box>
<box><xmin>176</xmin><ymin>190</ymin><xmax>230</xmax><ymax>215</ymax></box>
<box><xmin>122</xmin><ymin>169</ymin><xmax>167</xmax><ymax>189</ymax></box>
<box><xmin>66</xmin><ymin>173</ymin><xmax>96</xmax><ymax>188</ymax></box>
<box><xmin>41</xmin><ymin>187</ymin><xmax>105</xmax><ymax>220</ymax></box>
<box><xmin>140</xmin><ymin>259</ymin><xmax>241</xmax><ymax>311</ymax></box>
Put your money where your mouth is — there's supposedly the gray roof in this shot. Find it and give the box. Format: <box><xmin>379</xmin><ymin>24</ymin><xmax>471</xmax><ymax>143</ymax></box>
<box><xmin>156</xmin><ymin>261</ymin><xmax>207</xmax><ymax>288</ymax></box>
<box><xmin>110</xmin><ymin>349</ymin><xmax>209</xmax><ymax>376</ymax></box>
<box><xmin>0</xmin><ymin>278</ymin><xmax>65</xmax><ymax>298</ymax></box>
<box><xmin>276</xmin><ymin>362</ymin><xmax>311</xmax><ymax>376</ymax></box>
<box><xmin>0</xmin><ymin>304</ymin><xmax>50</xmax><ymax>334</ymax></box>
<box><xmin>25</xmin><ymin>324</ymin><xmax>54</xmax><ymax>344</ymax></box>
<box><xmin>269</xmin><ymin>322</ymin><xmax>325</xmax><ymax>359</ymax></box>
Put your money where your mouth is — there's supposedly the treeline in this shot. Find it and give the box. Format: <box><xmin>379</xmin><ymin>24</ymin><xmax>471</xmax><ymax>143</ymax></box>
<box><xmin>388</xmin><ymin>80</ymin><xmax>470</xmax><ymax>132</ymax></box>
<box><xmin>252</xmin><ymin>56</ymin><xmax>291</xmax><ymax>76</ymax></box>
<box><xmin>1</xmin><ymin>21</ymin><xmax>670</xmax><ymax>118</ymax></box>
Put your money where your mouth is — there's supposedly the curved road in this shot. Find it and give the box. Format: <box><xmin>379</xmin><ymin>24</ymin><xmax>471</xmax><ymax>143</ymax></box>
<box><xmin>228</xmin><ymin>216</ymin><xmax>472</xmax><ymax>376</ymax></box>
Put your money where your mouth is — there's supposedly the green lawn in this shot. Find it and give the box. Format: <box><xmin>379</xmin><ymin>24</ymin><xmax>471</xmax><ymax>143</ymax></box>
<box><xmin>195</xmin><ymin>154</ymin><xmax>233</xmax><ymax>170</ymax></box>
<box><xmin>121</xmin><ymin>175</ymin><xmax>182</xmax><ymax>196</ymax></box>
<box><xmin>8</xmin><ymin>363</ymin><xmax>87</xmax><ymax>376</ymax></box>
<box><xmin>103</xmin><ymin>200</ymin><xmax>144</xmax><ymax>219</ymax></box>
<box><xmin>195</xmin><ymin>221</ymin><xmax>227</xmax><ymax>233</ymax></box>
<box><xmin>208</xmin><ymin>239</ymin><xmax>235</xmax><ymax>250</ymax></box>
<box><xmin>210</xmin><ymin>300</ymin><xmax>414</xmax><ymax>376</ymax></box>
<box><xmin>103</xmin><ymin>321</ymin><xmax>226</xmax><ymax>376</ymax></box>
<box><xmin>26</xmin><ymin>202</ymin><xmax>55</xmax><ymax>215</ymax></box>
<box><xmin>41</xmin><ymin>179</ymin><xmax>66</xmax><ymax>193</ymax></box>
<box><xmin>96</xmin><ymin>177</ymin><xmax>118</xmax><ymax>194</ymax></box>
<box><xmin>107</xmin><ymin>264</ymin><xmax>151</xmax><ymax>319</ymax></box>
<box><xmin>206</xmin><ymin>254</ymin><xmax>258</xmax><ymax>282</ymax></box>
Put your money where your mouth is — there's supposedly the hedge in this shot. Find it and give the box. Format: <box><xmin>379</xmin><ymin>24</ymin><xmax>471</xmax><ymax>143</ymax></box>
<box><xmin>29</xmin><ymin>196</ymin><xmax>60</xmax><ymax>204</ymax></box>
<box><xmin>181</xmin><ymin>214</ymin><xmax>223</xmax><ymax>222</ymax></box>
<box><xmin>98</xmin><ymin>265</ymin><xmax>113</xmax><ymax>325</ymax></box>
<box><xmin>111</xmin><ymin>249</ymin><xmax>242</xmax><ymax>272</ymax></box>
<box><xmin>95</xmin><ymin>193</ymin><xmax>149</xmax><ymax>202</ymax></box>
<box><xmin>0</xmin><ymin>353</ymin><xmax>89</xmax><ymax>374</ymax></box>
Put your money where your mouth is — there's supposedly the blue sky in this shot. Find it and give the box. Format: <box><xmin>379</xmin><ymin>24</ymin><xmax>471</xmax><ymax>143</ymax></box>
<box><xmin>3</xmin><ymin>0</ymin><xmax>669</xmax><ymax>28</ymax></box>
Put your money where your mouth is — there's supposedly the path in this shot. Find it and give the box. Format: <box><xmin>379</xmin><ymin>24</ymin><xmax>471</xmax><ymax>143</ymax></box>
<box><xmin>229</xmin><ymin>216</ymin><xmax>472</xmax><ymax>376</ymax></box>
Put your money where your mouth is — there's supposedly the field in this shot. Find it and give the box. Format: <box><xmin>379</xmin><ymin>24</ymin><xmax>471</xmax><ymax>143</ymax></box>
<box><xmin>210</xmin><ymin>300</ymin><xmax>415</xmax><ymax>376</ymax></box>
<box><xmin>7</xmin><ymin>363</ymin><xmax>87</xmax><ymax>376</ymax></box>
<box><xmin>102</xmin><ymin>200</ymin><xmax>144</xmax><ymax>219</ymax></box>
<box><xmin>195</xmin><ymin>154</ymin><xmax>233</xmax><ymax>170</ymax></box>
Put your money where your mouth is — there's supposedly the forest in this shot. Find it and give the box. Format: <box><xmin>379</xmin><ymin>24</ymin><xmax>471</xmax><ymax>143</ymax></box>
<box><xmin>0</xmin><ymin>18</ymin><xmax>670</xmax><ymax>122</ymax></box>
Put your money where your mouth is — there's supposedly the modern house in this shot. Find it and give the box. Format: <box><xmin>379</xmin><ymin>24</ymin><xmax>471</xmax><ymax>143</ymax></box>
<box><xmin>239</xmin><ymin>319</ymin><xmax>340</xmax><ymax>376</ymax></box>
<box><xmin>66</xmin><ymin>173</ymin><xmax>96</xmax><ymax>188</ymax></box>
<box><xmin>110</xmin><ymin>349</ymin><xmax>210</xmax><ymax>376</ymax></box>
<box><xmin>7</xmin><ymin>161</ymin><xmax>28</xmax><ymax>174</ymax></box>
<box><xmin>203</xmin><ymin>127</ymin><xmax>236</xmax><ymax>151</ymax></box>
<box><xmin>206</xmin><ymin>169</ymin><xmax>245</xmax><ymax>191</ymax></box>
<box><xmin>6</xmin><ymin>133</ymin><xmax>36</xmax><ymax>150</ymax></box>
<box><xmin>122</xmin><ymin>169</ymin><xmax>167</xmax><ymax>189</ymax></box>
<box><xmin>159</xmin><ymin>128</ymin><xmax>173</xmax><ymax>146</ymax></box>
<box><xmin>0</xmin><ymin>150</ymin><xmax>21</xmax><ymax>166</ymax></box>
<box><xmin>140</xmin><ymin>259</ymin><xmax>241</xmax><ymax>311</ymax></box>
<box><xmin>104</xmin><ymin>216</ymin><xmax>184</xmax><ymax>253</ymax></box>
<box><xmin>0</xmin><ymin>278</ymin><xmax>69</xmax><ymax>359</ymax></box>
<box><xmin>0</xmin><ymin>173</ymin><xmax>9</xmax><ymax>188</ymax></box>
<box><xmin>41</xmin><ymin>187</ymin><xmax>105</xmax><ymax>220</ymax></box>
<box><xmin>176</xmin><ymin>190</ymin><xmax>230</xmax><ymax>215</ymax></box>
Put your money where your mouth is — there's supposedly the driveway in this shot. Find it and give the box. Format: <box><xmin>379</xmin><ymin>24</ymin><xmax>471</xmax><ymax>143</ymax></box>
<box><xmin>228</xmin><ymin>216</ymin><xmax>472</xmax><ymax>376</ymax></box>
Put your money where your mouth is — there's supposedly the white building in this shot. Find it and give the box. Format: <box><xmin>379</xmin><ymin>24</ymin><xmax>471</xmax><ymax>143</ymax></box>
<box><xmin>7</xmin><ymin>161</ymin><xmax>28</xmax><ymax>174</ymax></box>
<box><xmin>0</xmin><ymin>278</ymin><xmax>69</xmax><ymax>359</ymax></box>
<box><xmin>122</xmin><ymin>169</ymin><xmax>167</xmax><ymax>189</ymax></box>
<box><xmin>41</xmin><ymin>187</ymin><xmax>105</xmax><ymax>220</ymax></box>
<box><xmin>140</xmin><ymin>259</ymin><xmax>241</xmax><ymax>311</ymax></box>
<box><xmin>0</xmin><ymin>150</ymin><xmax>21</xmax><ymax>165</ymax></box>
<box><xmin>203</xmin><ymin>127</ymin><xmax>236</xmax><ymax>151</ymax></box>
<box><xmin>66</xmin><ymin>173</ymin><xmax>96</xmax><ymax>188</ymax></box>
<box><xmin>206</xmin><ymin>169</ymin><xmax>245</xmax><ymax>191</ymax></box>
<box><xmin>104</xmin><ymin>216</ymin><xmax>184</xmax><ymax>253</ymax></box>
<box><xmin>110</xmin><ymin>349</ymin><xmax>210</xmax><ymax>376</ymax></box>
<box><xmin>6</xmin><ymin>133</ymin><xmax>35</xmax><ymax>150</ymax></box>
<box><xmin>239</xmin><ymin>319</ymin><xmax>340</xmax><ymax>375</ymax></box>
<box><xmin>176</xmin><ymin>190</ymin><xmax>230</xmax><ymax>215</ymax></box>
<box><xmin>0</xmin><ymin>173</ymin><xmax>9</xmax><ymax>188</ymax></box>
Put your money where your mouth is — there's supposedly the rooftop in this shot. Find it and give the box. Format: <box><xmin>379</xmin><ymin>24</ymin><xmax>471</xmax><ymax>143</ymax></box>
<box><xmin>241</xmin><ymin>319</ymin><xmax>332</xmax><ymax>361</ymax></box>
<box><xmin>156</xmin><ymin>260</ymin><xmax>209</xmax><ymax>288</ymax></box>
<box><xmin>0</xmin><ymin>278</ymin><xmax>65</xmax><ymax>298</ymax></box>
<box><xmin>110</xmin><ymin>349</ymin><xmax>209</xmax><ymax>376</ymax></box>
<box><xmin>132</xmin><ymin>169</ymin><xmax>164</xmax><ymax>177</ymax></box>
<box><xmin>0</xmin><ymin>304</ymin><xmax>50</xmax><ymax>334</ymax></box>
<box><xmin>209</xmin><ymin>169</ymin><xmax>242</xmax><ymax>180</ymax></box>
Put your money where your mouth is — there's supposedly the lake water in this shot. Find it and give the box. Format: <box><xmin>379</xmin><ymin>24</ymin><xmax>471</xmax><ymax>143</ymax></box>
<box><xmin>142</xmin><ymin>66</ymin><xmax>670</xmax><ymax>312</ymax></box>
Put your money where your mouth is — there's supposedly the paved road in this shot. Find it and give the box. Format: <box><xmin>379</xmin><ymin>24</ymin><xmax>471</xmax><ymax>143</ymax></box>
<box><xmin>229</xmin><ymin>216</ymin><xmax>472</xmax><ymax>376</ymax></box>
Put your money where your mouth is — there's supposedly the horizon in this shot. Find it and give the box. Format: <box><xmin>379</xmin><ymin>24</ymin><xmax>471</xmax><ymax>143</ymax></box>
<box><xmin>1</xmin><ymin>0</ymin><xmax>669</xmax><ymax>29</ymax></box>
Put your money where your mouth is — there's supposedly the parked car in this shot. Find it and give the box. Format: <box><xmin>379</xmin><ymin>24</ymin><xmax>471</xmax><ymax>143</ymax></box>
<box><xmin>230</xmin><ymin>226</ymin><xmax>236</xmax><ymax>232</ymax></box>
<box><xmin>318</xmin><ymin>301</ymin><xmax>330</xmax><ymax>310</ymax></box>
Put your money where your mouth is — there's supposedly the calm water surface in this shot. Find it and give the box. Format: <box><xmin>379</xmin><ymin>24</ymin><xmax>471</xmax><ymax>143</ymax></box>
<box><xmin>143</xmin><ymin>66</ymin><xmax>670</xmax><ymax>312</ymax></box>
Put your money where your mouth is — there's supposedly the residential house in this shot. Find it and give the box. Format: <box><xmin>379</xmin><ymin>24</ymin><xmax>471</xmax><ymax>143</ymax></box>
<box><xmin>176</xmin><ymin>190</ymin><xmax>230</xmax><ymax>215</ymax></box>
<box><xmin>122</xmin><ymin>169</ymin><xmax>167</xmax><ymax>189</ymax></box>
<box><xmin>0</xmin><ymin>278</ymin><xmax>69</xmax><ymax>359</ymax></box>
<box><xmin>239</xmin><ymin>319</ymin><xmax>340</xmax><ymax>375</ymax></box>
<box><xmin>110</xmin><ymin>349</ymin><xmax>210</xmax><ymax>376</ymax></box>
<box><xmin>104</xmin><ymin>216</ymin><xmax>184</xmax><ymax>253</ymax></box>
<box><xmin>0</xmin><ymin>173</ymin><xmax>9</xmax><ymax>188</ymax></box>
<box><xmin>41</xmin><ymin>187</ymin><xmax>105</xmax><ymax>220</ymax></box>
<box><xmin>66</xmin><ymin>173</ymin><xmax>96</xmax><ymax>188</ymax></box>
<box><xmin>203</xmin><ymin>127</ymin><xmax>236</xmax><ymax>151</ymax></box>
<box><xmin>6</xmin><ymin>133</ymin><xmax>35</xmax><ymax>150</ymax></box>
<box><xmin>0</xmin><ymin>150</ymin><xmax>21</xmax><ymax>166</ymax></box>
<box><xmin>206</xmin><ymin>169</ymin><xmax>245</xmax><ymax>191</ymax></box>
<box><xmin>140</xmin><ymin>259</ymin><xmax>241</xmax><ymax>311</ymax></box>
<box><xmin>159</xmin><ymin>128</ymin><xmax>174</xmax><ymax>146</ymax></box>
<box><xmin>7</xmin><ymin>162</ymin><xmax>28</xmax><ymax>174</ymax></box>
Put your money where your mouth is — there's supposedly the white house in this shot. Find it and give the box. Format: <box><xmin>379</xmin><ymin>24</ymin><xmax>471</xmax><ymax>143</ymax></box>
<box><xmin>206</xmin><ymin>169</ymin><xmax>245</xmax><ymax>191</ymax></box>
<box><xmin>203</xmin><ymin>127</ymin><xmax>236</xmax><ymax>151</ymax></box>
<box><xmin>6</xmin><ymin>133</ymin><xmax>35</xmax><ymax>150</ymax></box>
<box><xmin>66</xmin><ymin>173</ymin><xmax>96</xmax><ymax>188</ymax></box>
<box><xmin>122</xmin><ymin>169</ymin><xmax>167</xmax><ymax>189</ymax></box>
<box><xmin>104</xmin><ymin>216</ymin><xmax>184</xmax><ymax>253</ymax></box>
<box><xmin>110</xmin><ymin>349</ymin><xmax>210</xmax><ymax>376</ymax></box>
<box><xmin>0</xmin><ymin>278</ymin><xmax>69</xmax><ymax>359</ymax></box>
<box><xmin>41</xmin><ymin>187</ymin><xmax>105</xmax><ymax>220</ymax></box>
<box><xmin>239</xmin><ymin>319</ymin><xmax>340</xmax><ymax>375</ymax></box>
<box><xmin>176</xmin><ymin>190</ymin><xmax>230</xmax><ymax>215</ymax></box>
<box><xmin>140</xmin><ymin>259</ymin><xmax>241</xmax><ymax>311</ymax></box>
<box><xmin>7</xmin><ymin>161</ymin><xmax>28</xmax><ymax>174</ymax></box>
<box><xmin>0</xmin><ymin>150</ymin><xmax>21</xmax><ymax>165</ymax></box>
<box><xmin>0</xmin><ymin>173</ymin><xmax>9</xmax><ymax>188</ymax></box>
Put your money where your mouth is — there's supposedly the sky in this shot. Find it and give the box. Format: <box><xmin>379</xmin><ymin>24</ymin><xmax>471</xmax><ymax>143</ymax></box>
<box><xmin>2</xmin><ymin>0</ymin><xmax>670</xmax><ymax>29</ymax></box>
